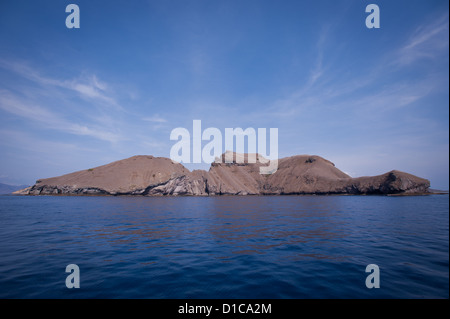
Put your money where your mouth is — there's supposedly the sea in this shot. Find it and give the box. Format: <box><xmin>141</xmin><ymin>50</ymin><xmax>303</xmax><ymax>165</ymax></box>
<box><xmin>0</xmin><ymin>195</ymin><xmax>448</xmax><ymax>299</ymax></box>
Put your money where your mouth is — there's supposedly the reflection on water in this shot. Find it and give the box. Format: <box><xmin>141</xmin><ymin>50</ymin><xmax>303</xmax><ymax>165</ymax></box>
<box><xmin>0</xmin><ymin>195</ymin><xmax>448</xmax><ymax>298</ymax></box>
<box><xmin>84</xmin><ymin>196</ymin><xmax>351</xmax><ymax>263</ymax></box>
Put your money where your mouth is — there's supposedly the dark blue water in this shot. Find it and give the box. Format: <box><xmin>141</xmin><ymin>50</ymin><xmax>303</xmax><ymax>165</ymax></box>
<box><xmin>0</xmin><ymin>195</ymin><xmax>448</xmax><ymax>299</ymax></box>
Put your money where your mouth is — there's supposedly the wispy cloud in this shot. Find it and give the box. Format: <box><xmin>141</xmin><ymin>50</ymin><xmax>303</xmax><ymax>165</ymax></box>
<box><xmin>395</xmin><ymin>13</ymin><xmax>449</xmax><ymax>65</ymax></box>
<box><xmin>0</xmin><ymin>90</ymin><xmax>124</xmax><ymax>143</ymax></box>
<box><xmin>0</xmin><ymin>59</ymin><xmax>122</xmax><ymax>110</ymax></box>
<box><xmin>0</xmin><ymin>59</ymin><xmax>133</xmax><ymax>144</ymax></box>
<box><xmin>143</xmin><ymin>115</ymin><xmax>167</xmax><ymax>123</ymax></box>
<box><xmin>308</xmin><ymin>26</ymin><xmax>329</xmax><ymax>86</ymax></box>
<box><xmin>251</xmin><ymin>13</ymin><xmax>447</xmax><ymax>124</ymax></box>
<box><xmin>351</xmin><ymin>78</ymin><xmax>436</xmax><ymax>115</ymax></box>
<box><xmin>69</xmin><ymin>77</ymin><xmax>116</xmax><ymax>106</ymax></box>
<box><xmin>142</xmin><ymin>115</ymin><xmax>170</xmax><ymax>132</ymax></box>
<box><xmin>0</xmin><ymin>129</ymin><xmax>93</xmax><ymax>155</ymax></box>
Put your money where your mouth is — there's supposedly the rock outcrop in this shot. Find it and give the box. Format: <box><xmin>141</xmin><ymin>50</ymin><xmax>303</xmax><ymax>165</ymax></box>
<box><xmin>27</xmin><ymin>155</ymin><xmax>203</xmax><ymax>196</ymax></box>
<box><xmin>20</xmin><ymin>152</ymin><xmax>430</xmax><ymax>196</ymax></box>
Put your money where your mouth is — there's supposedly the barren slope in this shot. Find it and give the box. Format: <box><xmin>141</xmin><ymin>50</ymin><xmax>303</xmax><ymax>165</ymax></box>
<box><xmin>23</xmin><ymin>152</ymin><xmax>430</xmax><ymax>196</ymax></box>
<box><xmin>30</xmin><ymin>155</ymin><xmax>190</xmax><ymax>195</ymax></box>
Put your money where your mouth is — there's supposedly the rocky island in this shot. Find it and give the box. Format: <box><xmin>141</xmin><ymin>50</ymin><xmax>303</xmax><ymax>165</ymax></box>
<box><xmin>15</xmin><ymin>152</ymin><xmax>431</xmax><ymax>196</ymax></box>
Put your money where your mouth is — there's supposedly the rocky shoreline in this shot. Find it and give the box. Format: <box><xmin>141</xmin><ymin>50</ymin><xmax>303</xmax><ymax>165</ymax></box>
<box><xmin>15</xmin><ymin>152</ymin><xmax>431</xmax><ymax>196</ymax></box>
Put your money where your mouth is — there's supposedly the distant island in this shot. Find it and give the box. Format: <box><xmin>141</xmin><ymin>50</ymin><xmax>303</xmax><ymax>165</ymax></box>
<box><xmin>13</xmin><ymin>151</ymin><xmax>435</xmax><ymax>196</ymax></box>
<box><xmin>0</xmin><ymin>183</ymin><xmax>30</xmax><ymax>195</ymax></box>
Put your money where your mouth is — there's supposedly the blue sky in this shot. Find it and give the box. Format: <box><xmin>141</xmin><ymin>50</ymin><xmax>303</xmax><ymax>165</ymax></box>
<box><xmin>0</xmin><ymin>0</ymin><xmax>448</xmax><ymax>189</ymax></box>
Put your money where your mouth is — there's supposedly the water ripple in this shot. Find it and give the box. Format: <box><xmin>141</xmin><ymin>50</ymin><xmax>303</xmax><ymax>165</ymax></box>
<box><xmin>0</xmin><ymin>195</ymin><xmax>448</xmax><ymax>298</ymax></box>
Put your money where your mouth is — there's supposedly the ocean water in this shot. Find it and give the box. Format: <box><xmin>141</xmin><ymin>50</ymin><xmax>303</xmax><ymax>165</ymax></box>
<box><xmin>0</xmin><ymin>195</ymin><xmax>448</xmax><ymax>299</ymax></box>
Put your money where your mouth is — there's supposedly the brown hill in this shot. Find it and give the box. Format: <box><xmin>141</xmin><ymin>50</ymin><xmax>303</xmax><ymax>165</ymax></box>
<box><xmin>21</xmin><ymin>152</ymin><xmax>430</xmax><ymax>196</ymax></box>
<box><xmin>28</xmin><ymin>155</ymin><xmax>191</xmax><ymax>195</ymax></box>
<box><xmin>263</xmin><ymin>155</ymin><xmax>351</xmax><ymax>194</ymax></box>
